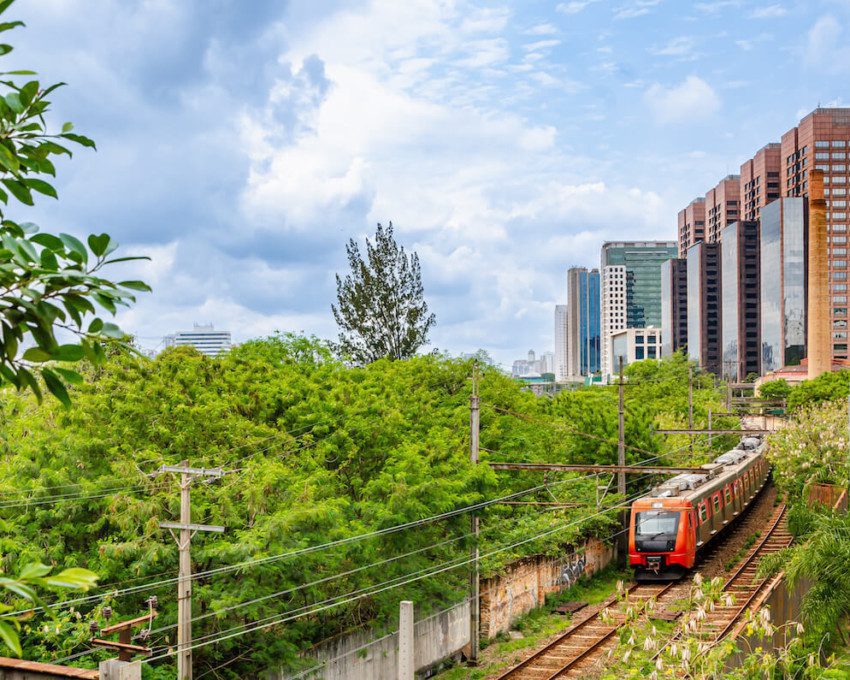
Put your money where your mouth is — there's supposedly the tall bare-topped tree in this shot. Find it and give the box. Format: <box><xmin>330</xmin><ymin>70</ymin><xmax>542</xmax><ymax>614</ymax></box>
<box><xmin>333</xmin><ymin>222</ymin><xmax>436</xmax><ymax>364</ymax></box>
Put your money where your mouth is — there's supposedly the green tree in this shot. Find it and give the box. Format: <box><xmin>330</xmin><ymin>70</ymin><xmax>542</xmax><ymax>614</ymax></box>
<box><xmin>0</xmin><ymin>562</ymin><xmax>97</xmax><ymax>656</ymax></box>
<box><xmin>787</xmin><ymin>370</ymin><xmax>850</xmax><ymax>411</ymax></box>
<box><xmin>0</xmin><ymin>0</ymin><xmax>149</xmax><ymax>405</ymax></box>
<box><xmin>332</xmin><ymin>222</ymin><xmax>435</xmax><ymax>364</ymax></box>
<box><xmin>759</xmin><ymin>378</ymin><xmax>791</xmax><ymax>401</ymax></box>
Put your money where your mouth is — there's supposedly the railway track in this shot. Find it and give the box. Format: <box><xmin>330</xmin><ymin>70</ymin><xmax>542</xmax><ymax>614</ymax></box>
<box><xmin>493</xmin><ymin>580</ymin><xmax>680</xmax><ymax>679</ymax></box>
<box><xmin>682</xmin><ymin>501</ymin><xmax>791</xmax><ymax>646</ymax></box>
<box><xmin>493</xmin><ymin>496</ymin><xmax>788</xmax><ymax>680</ymax></box>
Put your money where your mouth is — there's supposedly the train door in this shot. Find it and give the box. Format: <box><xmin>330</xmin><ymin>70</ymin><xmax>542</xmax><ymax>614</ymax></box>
<box><xmin>696</xmin><ymin>499</ymin><xmax>710</xmax><ymax>546</ymax></box>
<box><xmin>733</xmin><ymin>478</ymin><xmax>742</xmax><ymax>515</ymax></box>
<box><xmin>686</xmin><ymin>508</ymin><xmax>697</xmax><ymax>566</ymax></box>
<box><xmin>723</xmin><ymin>484</ymin><xmax>733</xmax><ymax>523</ymax></box>
<box><xmin>711</xmin><ymin>491</ymin><xmax>723</xmax><ymax>532</ymax></box>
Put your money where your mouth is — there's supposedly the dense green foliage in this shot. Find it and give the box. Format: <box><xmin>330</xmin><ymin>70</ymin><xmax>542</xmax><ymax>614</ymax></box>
<box><xmin>0</xmin><ymin>341</ymin><xmax>729</xmax><ymax>677</ymax></box>
<box><xmin>332</xmin><ymin>222</ymin><xmax>435</xmax><ymax>364</ymax></box>
<box><xmin>0</xmin><ymin>0</ymin><xmax>148</xmax><ymax>404</ymax></box>
<box><xmin>0</xmin><ymin>563</ymin><xmax>97</xmax><ymax>656</ymax></box>
<box><xmin>767</xmin><ymin>399</ymin><xmax>849</xmax><ymax>499</ymax></box>
<box><xmin>758</xmin><ymin>378</ymin><xmax>792</xmax><ymax>401</ymax></box>
<box><xmin>786</xmin><ymin>370</ymin><xmax>850</xmax><ymax>411</ymax></box>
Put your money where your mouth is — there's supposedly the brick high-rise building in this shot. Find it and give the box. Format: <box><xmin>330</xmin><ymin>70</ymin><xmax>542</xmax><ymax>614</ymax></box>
<box><xmin>741</xmin><ymin>143</ymin><xmax>781</xmax><ymax>222</ymax></box>
<box><xmin>687</xmin><ymin>242</ymin><xmax>722</xmax><ymax>376</ymax></box>
<box><xmin>677</xmin><ymin>198</ymin><xmax>705</xmax><ymax>258</ymax></box>
<box><xmin>705</xmin><ymin>175</ymin><xmax>740</xmax><ymax>244</ymax></box>
<box><xmin>660</xmin><ymin>258</ymin><xmax>688</xmax><ymax>357</ymax></box>
<box><xmin>781</xmin><ymin>108</ymin><xmax>850</xmax><ymax>361</ymax></box>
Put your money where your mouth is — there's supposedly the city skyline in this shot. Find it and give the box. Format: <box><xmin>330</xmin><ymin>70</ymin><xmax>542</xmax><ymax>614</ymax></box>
<box><xmin>7</xmin><ymin>1</ymin><xmax>848</xmax><ymax>367</ymax></box>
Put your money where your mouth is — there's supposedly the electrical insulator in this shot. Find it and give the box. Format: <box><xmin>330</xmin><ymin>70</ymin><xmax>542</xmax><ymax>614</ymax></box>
<box><xmin>89</xmin><ymin>621</ymin><xmax>99</xmax><ymax>634</ymax></box>
<box><xmin>102</xmin><ymin>606</ymin><xmax>112</xmax><ymax>620</ymax></box>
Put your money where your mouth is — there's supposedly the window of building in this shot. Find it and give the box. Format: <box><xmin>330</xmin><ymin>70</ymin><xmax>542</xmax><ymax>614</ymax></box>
<box><xmin>834</xmin><ymin>260</ymin><xmax>848</xmax><ymax>268</ymax></box>
<box><xmin>834</xmin><ymin>295</ymin><xmax>848</xmax><ymax>303</ymax></box>
<box><xmin>834</xmin><ymin>332</ymin><xmax>848</xmax><ymax>340</ymax></box>
<box><xmin>833</xmin><ymin>271</ymin><xmax>848</xmax><ymax>281</ymax></box>
<box><xmin>635</xmin><ymin>335</ymin><xmax>644</xmax><ymax>343</ymax></box>
<box><xmin>635</xmin><ymin>347</ymin><xmax>644</xmax><ymax>360</ymax></box>
<box><xmin>835</xmin><ymin>176</ymin><xmax>848</xmax><ymax>184</ymax></box>
<box><xmin>816</xmin><ymin>152</ymin><xmax>830</xmax><ymax>160</ymax></box>
<box><xmin>834</xmin><ymin>152</ymin><xmax>847</xmax><ymax>160</ymax></box>
<box><xmin>833</xmin><ymin>200</ymin><xmax>848</xmax><ymax>208</ymax></box>
<box><xmin>816</xmin><ymin>141</ymin><xmax>830</xmax><ymax>148</ymax></box>
<box><xmin>835</xmin><ymin>307</ymin><xmax>848</xmax><ymax>316</ymax></box>
<box><xmin>835</xmin><ymin>165</ymin><xmax>847</xmax><ymax>172</ymax></box>
<box><xmin>833</xmin><ymin>236</ymin><xmax>848</xmax><ymax>244</ymax></box>
<box><xmin>816</xmin><ymin>164</ymin><xmax>829</xmax><ymax>171</ymax></box>
<box><xmin>835</xmin><ymin>284</ymin><xmax>848</xmax><ymax>292</ymax></box>
<box><xmin>647</xmin><ymin>346</ymin><xmax>657</xmax><ymax>358</ymax></box>
<box><xmin>835</xmin><ymin>249</ymin><xmax>848</xmax><ymax>256</ymax></box>
<box><xmin>834</xmin><ymin>141</ymin><xmax>847</xmax><ymax>148</ymax></box>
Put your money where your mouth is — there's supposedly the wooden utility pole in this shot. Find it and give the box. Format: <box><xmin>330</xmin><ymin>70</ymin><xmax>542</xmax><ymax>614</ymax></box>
<box><xmin>617</xmin><ymin>357</ymin><xmax>627</xmax><ymax>561</ymax></box>
<box><xmin>468</xmin><ymin>365</ymin><xmax>480</xmax><ymax>667</ymax></box>
<box><xmin>617</xmin><ymin>357</ymin><xmax>625</xmax><ymax>496</ymax></box>
<box><xmin>159</xmin><ymin>461</ymin><xmax>225</xmax><ymax>680</ymax></box>
<box><xmin>688</xmin><ymin>365</ymin><xmax>694</xmax><ymax>456</ymax></box>
<box><xmin>707</xmin><ymin>408</ymin><xmax>713</xmax><ymax>450</ymax></box>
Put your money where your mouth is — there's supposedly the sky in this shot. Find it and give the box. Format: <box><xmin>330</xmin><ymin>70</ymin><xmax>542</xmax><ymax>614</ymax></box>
<box><xmin>8</xmin><ymin>0</ymin><xmax>850</xmax><ymax>369</ymax></box>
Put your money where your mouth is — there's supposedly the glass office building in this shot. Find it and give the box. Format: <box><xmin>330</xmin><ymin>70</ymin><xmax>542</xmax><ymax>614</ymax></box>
<box><xmin>602</xmin><ymin>242</ymin><xmax>679</xmax><ymax>328</ymax></box>
<box><xmin>566</xmin><ymin>268</ymin><xmax>601</xmax><ymax>376</ymax></box>
<box><xmin>687</xmin><ymin>242</ymin><xmax>722</xmax><ymax>375</ymax></box>
<box><xmin>760</xmin><ymin>198</ymin><xmax>807</xmax><ymax>373</ymax></box>
<box><xmin>721</xmin><ymin>221</ymin><xmax>760</xmax><ymax>381</ymax></box>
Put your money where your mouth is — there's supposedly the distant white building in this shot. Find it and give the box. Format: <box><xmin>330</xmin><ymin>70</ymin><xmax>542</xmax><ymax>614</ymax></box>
<box><xmin>540</xmin><ymin>351</ymin><xmax>555</xmax><ymax>375</ymax></box>
<box><xmin>164</xmin><ymin>324</ymin><xmax>232</xmax><ymax>357</ymax></box>
<box><xmin>610</xmin><ymin>327</ymin><xmax>662</xmax><ymax>373</ymax></box>
<box><xmin>554</xmin><ymin>305</ymin><xmax>568</xmax><ymax>382</ymax></box>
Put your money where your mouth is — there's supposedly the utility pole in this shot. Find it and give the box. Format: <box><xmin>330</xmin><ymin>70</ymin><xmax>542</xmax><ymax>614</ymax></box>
<box><xmin>468</xmin><ymin>364</ymin><xmax>480</xmax><ymax>667</ymax></box>
<box><xmin>617</xmin><ymin>357</ymin><xmax>627</xmax><ymax>561</ymax></box>
<box><xmin>158</xmin><ymin>461</ymin><xmax>225</xmax><ymax>680</ymax></box>
<box><xmin>688</xmin><ymin>365</ymin><xmax>694</xmax><ymax>456</ymax></box>
<box><xmin>707</xmin><ymin>408</ymin><xmax>713</xmax><ymax>450</ymax></box>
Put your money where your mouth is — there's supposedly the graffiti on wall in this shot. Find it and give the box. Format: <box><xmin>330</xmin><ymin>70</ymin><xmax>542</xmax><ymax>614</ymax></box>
<box><xmin>557</xmin><ymin>554</ymin><xmax>587</xmax><ymax>589</ymax></box>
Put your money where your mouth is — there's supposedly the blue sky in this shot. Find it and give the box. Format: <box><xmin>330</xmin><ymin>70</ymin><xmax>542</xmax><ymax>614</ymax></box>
<box><xmin>9</xmin><ymin>0</ymin><xmax>850</xmax><ymax>368</ymax></box>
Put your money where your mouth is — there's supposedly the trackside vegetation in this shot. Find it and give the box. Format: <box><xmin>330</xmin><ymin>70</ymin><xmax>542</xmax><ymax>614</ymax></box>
<box><xmin>0</xmin><ymin>342</ymin><xmax>730</xmax><ymax>677</ymax></box>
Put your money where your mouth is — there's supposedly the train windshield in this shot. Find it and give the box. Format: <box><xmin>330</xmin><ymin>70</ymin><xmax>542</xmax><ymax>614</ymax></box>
<box><xmin>635</xmin><ymin>511</ymin><xmax>679</xmax><ymax>537</ymax></box>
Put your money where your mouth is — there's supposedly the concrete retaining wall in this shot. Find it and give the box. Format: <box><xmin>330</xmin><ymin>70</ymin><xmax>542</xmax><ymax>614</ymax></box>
<box><xmin>480</xmin><ymin>537</ymin><xmax>614</xmax><ymax>638</ymax></box>
<box><xmin>275</xmin><ymin>537</ymin><xmax>613</xmax><ymax>679</ymax></box>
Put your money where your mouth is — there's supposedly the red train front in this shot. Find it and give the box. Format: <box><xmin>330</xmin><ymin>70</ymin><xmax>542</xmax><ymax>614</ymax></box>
<box><xmin>628</xmin><ymin>436</ymin><xmax>768</xmax><ymax>581</ymax></box>
<box><xmin>629</xmin><ymin>498</ymin><xmax>696</xmax><ymax>580</ymax></box>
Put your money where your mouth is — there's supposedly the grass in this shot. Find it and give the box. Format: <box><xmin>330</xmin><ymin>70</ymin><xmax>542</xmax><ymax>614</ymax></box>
<box><xmin>723</xmin><ymin>531</ymin><xmax>760</xmax><ymax>572</ymax></box>
<box><xmin>432</xmin><ymin>566</ymin><xmax>631</xmax><ymax>679</ymax></box>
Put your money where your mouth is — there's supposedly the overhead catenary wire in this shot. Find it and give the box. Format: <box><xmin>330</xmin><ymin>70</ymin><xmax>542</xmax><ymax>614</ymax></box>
<box><xmin>143</xmin><ymin>487</ymin><xmax>652</xmax><ymax>664</ymax></box>
<box><xmin>10</xmin><ymin>474</ymin><xmax>602</xmax><ymax>618</ymax></box>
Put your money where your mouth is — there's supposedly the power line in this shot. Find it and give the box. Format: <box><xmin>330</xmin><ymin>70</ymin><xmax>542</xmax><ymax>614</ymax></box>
<box><xmin>10</xmin><ymin>476</ymin><xmax>597</xmax><ymax>618</ymax></box>
<box><xmin>144</xmin><ymin>487</ymin><xmax>651</xmax><ymax>664</ymax></box>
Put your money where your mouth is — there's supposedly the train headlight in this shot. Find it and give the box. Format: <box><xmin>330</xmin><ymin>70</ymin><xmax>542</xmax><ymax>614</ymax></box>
<box><xmin>651</xmin><ymin>502</ymin><xmax>663</xmax><ymax>508</ymax></box>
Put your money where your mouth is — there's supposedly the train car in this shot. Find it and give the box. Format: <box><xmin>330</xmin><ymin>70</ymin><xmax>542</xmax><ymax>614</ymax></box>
<box><xmin>628</xmin><ymin>436</ymin><xmax>770</xmax><ymax>581</ymax></box>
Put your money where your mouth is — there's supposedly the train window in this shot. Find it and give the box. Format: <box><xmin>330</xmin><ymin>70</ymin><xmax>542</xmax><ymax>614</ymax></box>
<box><xmin>713</xmin><ymin>494</ymin><xmax>721</xmax><ymax>513</ymax></box>
<box><xmin>724</xmin><ymin>486</ymin><xmax>732</xmax><ymax>505</ymax></box>
<box><xmin>698</xmin><ymin>502</ymin><xmax>708</xmax><ymax>524</ymax></box>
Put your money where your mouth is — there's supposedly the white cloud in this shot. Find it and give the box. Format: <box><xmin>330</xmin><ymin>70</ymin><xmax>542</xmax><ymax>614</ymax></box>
<box><xmin>694</xmin><ymin>0</ymin><xmax>741</xmax><ymax>13</ymax></box>
<box><xmin>524</xmin><ymin>39</ymin><xmax>561</xmax><ymax>51</ymax></box>
<box><xmin>750</xmin><ymin>4</ymin><xmax>787</xmax><ymax>18</ymax></box>
<box><xmin>650</xmin><ymin>36</ymin><xmax>697</xmax><ymax>58</ymax></box>
<box><xmin>556</xmin><ymin>1</ymin><xmax>598</xmax><ymax>15</ymax></box>
<box><xmin>644</xmin><ymin>75</ymin><xmax>721</xmax><ymax>124</ymax></box>
<box><xmin>523</xmin><ymin>22</ymin><xmax>558</xmax><ymax>35</ymax></box>
<box><xmin>614</xmin><ymin>0</ymin><xmax>663</xmax><ymax>20</ymax></box>
<box><xmin>804</xmin><ymin>15</ymin><xmax>850</xmax><ymax>73</ymax></box>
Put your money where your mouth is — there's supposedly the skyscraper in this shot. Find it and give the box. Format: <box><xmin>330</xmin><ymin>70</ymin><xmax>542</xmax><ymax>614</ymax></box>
<box><xmin>760</xmin><ymin>198</ymin><xmax>807</xmax><ymax>373</ymax></box>
<box><xmin>687</xmin><ymin>242</ymin><xmax>722</xmax><ymax>375</ymax></box>
<box><xmin>720</xmin><ymin>221</ymin><xmax>760</xmax><ymax>381</ymax></box>
<box><xmin>741</xmin><ymin>143</ymin><xmax>781</xmax><ymax>222</ymax></box>
<box><xmin>780</xmin><ymin>107</ymin><xmax>850</xmax><ymax>362</ymax></box>
<box><xmin>677</xmin><ymin>198</ymin><xmax>706</xmax><ymax>258</ymax></box>
<box><xmin>705</xmin><ymin>175</ymin><xmax>740</xmax><ymax>244</ymax></box>
<box><xmin>566</xmin><ymin>267</ymin><xmax>601</xmax><ymax>377</ymax></box>
<box><xmin>554</xmin><ymin>304</ymin><xmax>568</xmax><ymax>382</ymax></box>
<box><xmin>660</xmin><ymin>258</ymin><xmax>688</xmax><ymax>357</ymax></box>
<box><xmin>600</xmin><ymin>241</ymin><xmax>678</xmax><ymax>378</ymax></box>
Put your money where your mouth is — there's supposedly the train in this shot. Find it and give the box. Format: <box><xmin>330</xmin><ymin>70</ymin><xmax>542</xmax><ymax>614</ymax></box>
<box><xmin>628</xmin><ymin>436</ymin><xmax>770</xmax><ymax>581</ymax></box>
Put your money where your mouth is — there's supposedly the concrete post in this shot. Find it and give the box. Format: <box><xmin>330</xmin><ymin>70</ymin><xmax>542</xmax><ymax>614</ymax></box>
<box><xmin>808</xmin><ymin>169</ymin><xmax>830</xmax><ymax>379</ymax></box>
<box><xmin>99</xmin><ymin>659</ymin><xmax>142</xmax><ymax>680</ymax></box>
<box><xmin>398</xmin><ymin>600</ymin><xmax>415</xmax><ymax>680</ymax></box>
